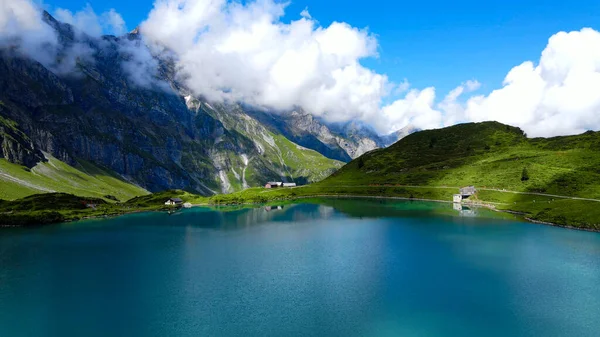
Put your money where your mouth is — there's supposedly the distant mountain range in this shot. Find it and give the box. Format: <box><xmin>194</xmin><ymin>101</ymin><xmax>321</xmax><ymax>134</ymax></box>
<box><xmin>0</xmin><ymin>12</ymin><xmax>411</xmax><ymax>198</ymax></box>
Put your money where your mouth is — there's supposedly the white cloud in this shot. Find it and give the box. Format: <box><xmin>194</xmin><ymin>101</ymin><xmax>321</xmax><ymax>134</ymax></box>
<box><xmin>54</xmin><ymin>5</ymin><xmax>127</xmax><ymax>37</ymax></box>
<box><xmin>54</xmin><ymin>5</ymin><xmax>102</xmax><ymax>37</ymax></box>
<box><xmin>0</xmin><ymin>0</ymin><xmax>58</xmax><ymax>66</ymax></box>
<box><xmin>380</xmin><ymin>87</ymin><xmax>442</xmax><ymax>132</ymax></box>
<box><xmin>103</xmin><ymin>9</ymin><xmax>127</xmax><ymax>36</ymax></box>
<box><xmin>379</xmin><ymin>28</ymin><xmax>600</xmax><ymax>137</ymax></box>
<box><xmin>393</xmin><ymin>78</ymin><xmax>410</xmax><ymax>95</ymax></box>
<box><xmin>300</xmin><ymin>7</ymin><xmax>311</xmax><ymax>19</ymax></box>
<box><xmin>140</xmin><ymin>0</ymin><xmax>386</xmax><ymax>123</ymax></box>
<box><xmin>464</xmin><ymin>79</ymin><xmax>481</xmax><ymax>92</ymax></box>
<box><xmin>118</xmin><ymin>37</ymin><xmax>171</xmax><ymax>90</ymax></box>
<box><xmin>463</xmin><ymin>28</ymin><xmax>600</xmax><ymax>137</ymax></box>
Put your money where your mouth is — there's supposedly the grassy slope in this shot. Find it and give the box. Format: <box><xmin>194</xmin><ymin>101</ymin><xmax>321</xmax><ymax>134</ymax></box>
<box><xmin>271</xmin><ymin>133</ymin><xmax>344</xmax><ymax>182</ymax></box>
<box><xmin>203</xmin><ymin>122</ymin><xmax>600</xmax><ymax>230</ymax></box>
<box><xmin>327</xmin><ymin>122</ymin><xmax>600</xmax><ymax>198</ymax></box>
<box><xmin>201</xmin><ymin>102</ymin><xmax>343</xmax><ymax>190</ymax></box>
<box><xmin>0</xmin><ymin>155</ymin><xmax>148</xmax><ymax>201</ymax></box>
<box><xmin>0</xmin><ymin>193</ymin><xmax>152</xmax><ymax>227</ymax></box>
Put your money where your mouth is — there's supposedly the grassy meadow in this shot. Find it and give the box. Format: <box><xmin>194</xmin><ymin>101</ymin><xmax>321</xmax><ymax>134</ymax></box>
<box><xmin>0</xmin><ymin>156</ymin><xmax>148</xmax><ymax>201</ymax></box>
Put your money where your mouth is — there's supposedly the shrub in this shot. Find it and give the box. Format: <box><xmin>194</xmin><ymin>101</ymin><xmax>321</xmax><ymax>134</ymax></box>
<box><xmin>357</xmin><ymin>157</ymin><xmax>365</xmax><ymax>169</ymax></box>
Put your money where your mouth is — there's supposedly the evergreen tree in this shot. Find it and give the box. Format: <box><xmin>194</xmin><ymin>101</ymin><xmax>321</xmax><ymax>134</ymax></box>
<box><xmin>521</xmin><ymin>167</ymin><xmax>530</xmax><ymax>181</ymax></box>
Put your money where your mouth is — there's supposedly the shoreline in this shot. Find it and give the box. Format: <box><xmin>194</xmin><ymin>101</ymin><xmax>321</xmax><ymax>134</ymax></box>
<box><xmin>524</xmin><ymin>217</ymin><xmax>600</xmax><ymax>233</ymax></box>
<box><xmin>205</xmin><ymin>194</ymin><xmax>600</xmax><ymax>233</ymax></box>
<box><xmin>3</xmin><ymin>194</ymin><xmax>599</xmax><ymax>233</ymax></box>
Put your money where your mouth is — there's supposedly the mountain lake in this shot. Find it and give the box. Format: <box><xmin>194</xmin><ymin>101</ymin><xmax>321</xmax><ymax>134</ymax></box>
<box><xmin>1</xmin><ymin>198</ymin><xmax>599</xmax><ymax>337</ymax></box>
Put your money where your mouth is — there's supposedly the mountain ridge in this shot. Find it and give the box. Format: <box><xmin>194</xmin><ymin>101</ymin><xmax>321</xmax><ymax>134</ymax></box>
<box><xmin>0</xmin><ymin>11</ymin><xmax>390</xmax><ymax>198</ymax></box>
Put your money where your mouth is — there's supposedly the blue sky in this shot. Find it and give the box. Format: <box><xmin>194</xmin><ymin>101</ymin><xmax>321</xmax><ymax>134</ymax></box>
<box><xmin>43</xmin><ymin>0</ymin><xmax>600</xmax><ymax>97</ymax></box>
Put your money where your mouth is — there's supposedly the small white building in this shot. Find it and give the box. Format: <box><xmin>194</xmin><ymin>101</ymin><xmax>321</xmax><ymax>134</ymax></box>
<box><xmin>453</xmin><ymin>194</ymin><xmax>463</xmax><ymax>203</ymax></box>
<box><xmin>183</xmin><ymin>202</ymin><xmax>192</xmax><ymax>208</ymax></box>
<box><xmin>165</xmin><ymin>198</ymin><xmax>183</xmax><ymax>206</ymax></box>
<box><xmin>265</xmin><ymin>182</ymin><xmax>283</xmax><ymax>189</ymax></box>
<box><xmin>282</xmin><ymin>183</ymin><xmax>297</xmax><ymax>187</ymax></box>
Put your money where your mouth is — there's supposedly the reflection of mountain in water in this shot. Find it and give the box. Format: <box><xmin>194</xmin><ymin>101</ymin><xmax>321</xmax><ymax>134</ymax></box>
<box><xmin>166</xmin><ymin>203</ymin><xmax>339</xmax><ymax>230</ymax></box>
<box><xmin>151</xmin><ymin>198</ymin><xmax>516</xmax><ymax>231</ymax></box>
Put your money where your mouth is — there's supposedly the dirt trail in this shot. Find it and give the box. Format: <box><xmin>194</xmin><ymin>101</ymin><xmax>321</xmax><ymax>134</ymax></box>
<box><xmin>324</xmin><ymin>184</ymin><xmax>600</xmax><ymax>202</ymax></box>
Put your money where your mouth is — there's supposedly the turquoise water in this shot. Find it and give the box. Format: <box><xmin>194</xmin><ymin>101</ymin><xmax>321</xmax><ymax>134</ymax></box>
<box><xmin>1</xmin><ymin>199</ymin><xmax>599</xmax><ymax>337</ymax></box>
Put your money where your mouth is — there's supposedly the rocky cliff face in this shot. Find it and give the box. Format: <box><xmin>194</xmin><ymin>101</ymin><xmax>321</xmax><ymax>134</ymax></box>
<box><xmin>0</xmin><ymin>106</ymin><xmax>45</xmax><ymax>168</ymax></box>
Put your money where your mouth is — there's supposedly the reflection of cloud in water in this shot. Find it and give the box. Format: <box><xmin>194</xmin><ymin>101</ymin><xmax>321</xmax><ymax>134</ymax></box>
<box><xmin>318</xmin><ymin>205</ymin><xmax>336</xmax><ymax>218</ymax></box>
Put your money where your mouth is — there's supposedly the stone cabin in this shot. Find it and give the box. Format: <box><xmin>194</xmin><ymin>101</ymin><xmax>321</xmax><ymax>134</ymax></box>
<box><xmin>165</xmin><ymin>198</ymin><xmax>183</xmax><ymax>206</ymax></box>
<box><xmin>453</xmin><ymin>186</ymin><xmax>477</xmax><ymax>203</ymax></box>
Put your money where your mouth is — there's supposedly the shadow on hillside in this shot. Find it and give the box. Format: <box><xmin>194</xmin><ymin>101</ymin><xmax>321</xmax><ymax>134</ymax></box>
<box><xmin>523</xmin><ymin>165</ymin><xmax>600</xmax><ymax>199</ymax></box>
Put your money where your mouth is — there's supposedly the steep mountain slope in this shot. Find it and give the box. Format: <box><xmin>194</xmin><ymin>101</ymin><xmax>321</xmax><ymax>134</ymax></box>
<box><xmin>0</xmin><ymin>12</ymin><xmax>344</xmax><ymax>196</ymax></box>
<box><xmin>185</xmin><ymin>99</ymin><xmax>344</xmax><ymax>191</ymax></box>
<box><xmin>326</xmin><ymin>121</ymin><xmax>600</xmax><ymax>198</ymax></box>
<box><xmin>246</xmin><ymin>109</ymin><xmax>406</xmax><ymax>162</ymax></box>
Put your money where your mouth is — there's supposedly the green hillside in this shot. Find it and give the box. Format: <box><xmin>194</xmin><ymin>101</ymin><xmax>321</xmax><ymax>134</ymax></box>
<box><xmin>0</xmin><ymin>155</ymin><xmax>149</xmax><ymax>201</ymax></box>
<box><xmin>326</xmin><ymin>121</ymin><xmax>600</xmax><ymax>198</ymax></box>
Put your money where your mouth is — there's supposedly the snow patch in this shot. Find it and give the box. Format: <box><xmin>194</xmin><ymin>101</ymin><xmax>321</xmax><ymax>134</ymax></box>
<box><xmin>184</xmin><ymin>95</ymin><xmax>196</xmax><ymax>109</ymax></box>
<box><xmin>253</xmin><ymin>141</ymin><xmax>264</xmax><ymax>154</ymax></box>
<box><xmin>240</xmin><ymin>154</ymin><xmax>249</xmax><ymax>166</ymax></box>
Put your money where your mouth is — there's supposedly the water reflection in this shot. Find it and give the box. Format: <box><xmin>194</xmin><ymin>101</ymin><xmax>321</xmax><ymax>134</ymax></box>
<box><xmin>264</xmin><ymin>205</ymin><xmax>284</xmax><ymax>212</ymax></box>
<box><xmin>452</xmin><ymin>203</ymin><xmax>478</xmax><ymax>217</ymax></box>
<box><xmin>167</xmin><ymin>198</ymin><xmax>518</xmax><ymax>231</ymax></box>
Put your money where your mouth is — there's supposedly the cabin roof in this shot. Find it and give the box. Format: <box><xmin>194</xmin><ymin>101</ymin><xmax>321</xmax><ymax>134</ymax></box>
<box><xmin>459</xmin><ymin>186</ymin><xmax>476</xmax><ymax>195</ymax></box>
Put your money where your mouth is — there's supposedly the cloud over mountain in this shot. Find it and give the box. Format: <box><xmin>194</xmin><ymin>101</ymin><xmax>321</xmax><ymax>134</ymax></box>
<box><xmin>0</xmin><ymin>0</ymin><xmax>58</xmax><ymax>66</ymax></box>
<box><xmin>54</xmin><ymin>5</ymin><xmax>127</xmax><ymax>37</ymax></box>
<box><xmin>2</xmin><ymin>0</ymin><xmax>600</xmax><ymax>137</ymax></box>
<box><xmin>140</xmin><ymin>0</ymin><xmax>386</xmax><ymax>124</ymax></box>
